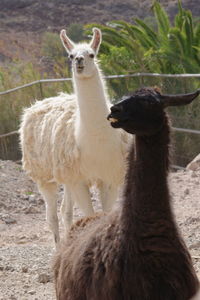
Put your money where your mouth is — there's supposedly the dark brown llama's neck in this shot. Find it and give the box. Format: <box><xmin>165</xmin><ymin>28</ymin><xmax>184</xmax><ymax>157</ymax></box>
<box><xmin>121</xmin><ymin>115</ymin><xmax>174</xmax><ymax>234</ymax></box>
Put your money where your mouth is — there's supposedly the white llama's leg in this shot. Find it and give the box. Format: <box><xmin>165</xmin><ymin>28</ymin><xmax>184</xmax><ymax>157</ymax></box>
<box><xmin>38</xmin><ymin>182</ymin><xmax>60</xmax><ymax>245</ymax></box>
<box><xmin>99</xmin><ymin>183</ymin><xmax>118</xmax><ymax>212</ymax></box>
<box><xmin>60</xmin><ymin>184</ymin><xmax>74</xmax><ymax>234</ymax></box>
<box><xmin>71</xmin><ymin>181</ymin><xmax>94</xmax><ymax>216</ymax></box>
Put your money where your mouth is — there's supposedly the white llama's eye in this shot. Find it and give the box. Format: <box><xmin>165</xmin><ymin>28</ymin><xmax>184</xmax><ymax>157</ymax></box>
<box><xmin>69</xmin><ymin>54</ymin><xmax>74</xmax><ymax>60</ymax></box>
<box><xmin>89</xmin><ymin>53</ymin><xmax>94</xmax><ymax>58</ymax></box>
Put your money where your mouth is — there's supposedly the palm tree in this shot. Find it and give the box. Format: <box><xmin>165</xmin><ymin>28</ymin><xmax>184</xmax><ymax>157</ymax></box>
<box><xmin>86</xmin><ymin>1</ymin><xmax>200</xmax><ymax>75</ymax></box>
<box><xmin>85</xmin><ymin>1</ymin><xmax>200</xmax><ymax>166</ymax></box>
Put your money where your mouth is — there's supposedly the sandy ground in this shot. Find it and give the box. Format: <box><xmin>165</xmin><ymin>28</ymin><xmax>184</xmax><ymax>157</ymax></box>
<box><xmin>0</xmin><ymin>159</ymin><xmax>199</xmax><ymax>300</ymax></box>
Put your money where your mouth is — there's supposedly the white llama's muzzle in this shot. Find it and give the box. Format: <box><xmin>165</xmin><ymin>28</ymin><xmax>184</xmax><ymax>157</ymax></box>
<box><xmin>75</xmin><ymin>56</ymin><xmax>84</xmax><ymax>73</ymax></box>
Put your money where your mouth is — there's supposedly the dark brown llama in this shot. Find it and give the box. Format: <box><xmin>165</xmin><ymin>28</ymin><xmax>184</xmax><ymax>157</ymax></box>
<box><xmin>53</xmin><ymin>87</ymin><xmax>200</xmax><ymax>300</ymax></box>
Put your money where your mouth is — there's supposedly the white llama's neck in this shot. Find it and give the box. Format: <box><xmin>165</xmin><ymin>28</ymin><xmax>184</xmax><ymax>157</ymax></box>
<box><xmin>73</xmin><ymin>67</ymin><xmax>110</xmax><ymax>133</ymax></box>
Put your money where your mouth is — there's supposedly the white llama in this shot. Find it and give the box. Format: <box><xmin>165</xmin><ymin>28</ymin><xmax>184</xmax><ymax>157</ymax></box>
<box><xmin>20</xmin><ymin>28</ymin><xmax>130</xmax><ymax>245</ymax></box>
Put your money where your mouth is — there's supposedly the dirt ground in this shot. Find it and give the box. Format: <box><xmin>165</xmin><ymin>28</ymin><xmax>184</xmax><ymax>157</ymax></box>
<box><xmin>0</xmin><ymin>159</ymin><xmax>199</xmax><ymax>300</ymax></box>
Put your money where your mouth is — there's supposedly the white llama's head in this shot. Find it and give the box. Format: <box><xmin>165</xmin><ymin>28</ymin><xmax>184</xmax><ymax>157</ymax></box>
<box><xmin>60</xmin><ymin>27</ymin><xmax>102</xmax><ymax>79</ymax></box>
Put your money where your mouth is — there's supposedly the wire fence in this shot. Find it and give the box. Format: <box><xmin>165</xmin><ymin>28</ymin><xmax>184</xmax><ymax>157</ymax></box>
<box><xmin>0</xmin><ymin>73</ymin><xmax>200</xmax><ymax>167</ymax></box>
<box><xmin>1</xmin><ymin>72</ymin><xmax>200</xmax><ymax>96</ymax></box>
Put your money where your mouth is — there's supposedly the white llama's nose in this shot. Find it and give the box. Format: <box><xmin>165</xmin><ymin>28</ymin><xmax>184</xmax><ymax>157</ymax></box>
<box><xmin>75</xmin><ymin>56</ymin><xmax>84</xmax><ymax>64</ymax></box>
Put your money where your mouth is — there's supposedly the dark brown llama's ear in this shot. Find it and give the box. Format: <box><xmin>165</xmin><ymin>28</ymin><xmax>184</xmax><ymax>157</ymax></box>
<box><xmin>161</xmin><ymin>89</ymin><xmax>200</xmax><ymax>107</ymax></box>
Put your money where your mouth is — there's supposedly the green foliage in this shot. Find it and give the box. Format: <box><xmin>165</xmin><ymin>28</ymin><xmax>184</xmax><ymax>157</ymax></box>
<box><xmin>0</xmin><ymin>25</ymin><xmax>83</xmax><ymax>154</ymax></box>
<box><xmin>0</xmin><ymin>61</ymin><xmax>73</xmax><ymax>160</ymax></box>
<box><xmin>85</xmin><ymin>1</ymin><xmax>200</xmax><ymax>166</ymax></box>
<box><xmin>66</xmin><ymin>23</ymin><xmax>85</xmax><ymax>42</ymax></box>
<box><xmin>152</xmin><ymin>1</ymin><xmax>170</xmax><ymax>36</ymax></box>
<box><xmin>42</xmin><ymin>32</ymin><xmax>65</xmax><ymax>60</ymax></box>
<box><xmin>86</xmin><ymin>0</ymin><xmax>200</xmax><ymax>76</ymax></box>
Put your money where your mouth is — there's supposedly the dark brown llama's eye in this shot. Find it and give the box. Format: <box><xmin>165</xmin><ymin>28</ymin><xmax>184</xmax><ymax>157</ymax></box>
<box><xmin>89</xmin><ymin>53</ymin><xmax>94</xmax><ymax>58</ymax></box>
<box><xmin>69</xmin><ymin>54</ymin><xmax>74</xmax><ymax>60</ymax></box>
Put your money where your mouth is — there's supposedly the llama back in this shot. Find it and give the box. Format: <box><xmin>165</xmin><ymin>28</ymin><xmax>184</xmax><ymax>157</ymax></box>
<box><xmin>20</xmin><ymin>93</ymin><xmax>80</xmax><ymax>184</ymax></box>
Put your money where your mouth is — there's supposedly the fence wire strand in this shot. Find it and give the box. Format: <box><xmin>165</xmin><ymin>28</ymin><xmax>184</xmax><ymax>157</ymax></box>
<box><xmin>1</xmin><ymin>72</ymin><xmax>200</xmax><ymax>96</ymax></box>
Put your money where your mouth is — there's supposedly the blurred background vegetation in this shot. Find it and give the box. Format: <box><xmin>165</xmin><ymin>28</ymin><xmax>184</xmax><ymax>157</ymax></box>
<box><xmin>0</xmin><ymin>1</ymin><xmax>200</xmax><ymax>165</ymax></box>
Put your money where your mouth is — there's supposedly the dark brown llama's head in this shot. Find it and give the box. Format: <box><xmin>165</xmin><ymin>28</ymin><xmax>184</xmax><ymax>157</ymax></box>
<box><xmin>108</xmin><ymin>87</ymin><xmax>200</xmax><ymax>135</ymax></box>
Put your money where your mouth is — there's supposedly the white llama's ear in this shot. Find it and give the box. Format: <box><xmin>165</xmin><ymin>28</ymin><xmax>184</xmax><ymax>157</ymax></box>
<box><xmin>90</xmin><ymin>28</ymin><xmax>102</xmax><ymax>54</ymax></box>
<box><xmin>60</xmin><ymin>29</ymin><xmax>75</xmax><ymax>53</ymax></box>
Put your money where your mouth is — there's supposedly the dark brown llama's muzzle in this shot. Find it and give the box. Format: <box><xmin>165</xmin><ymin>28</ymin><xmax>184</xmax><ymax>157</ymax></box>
<box><xmin>107</xmin><ymin>104</ymin><xmax>124</xmax><ymax>126</ymax></box>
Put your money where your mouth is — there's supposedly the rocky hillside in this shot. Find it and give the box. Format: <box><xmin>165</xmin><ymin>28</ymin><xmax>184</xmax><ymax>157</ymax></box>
<box><xmin>0</xmin><ymin>0</ymin><xmax>199</xmax><ymax>65</ymax></box>
<box><xmin>0</xmin><ymin>0</ymin><xmax>199</xmax><ymax>33</ymax></box>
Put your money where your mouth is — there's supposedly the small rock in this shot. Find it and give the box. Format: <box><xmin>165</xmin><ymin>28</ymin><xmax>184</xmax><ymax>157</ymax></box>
<box><xmin>186</xmin><ymin>153</ymin><xmax>200</xmax><ymax>171</ymax></box>
<box><xmin>38</xmin><ymin>198</ymin><xmax>44</xmax><ymax>205</ymax></box>
<box><xmin>22</xmin><ymin>266</ymin><xmax>28</xmax><ymax>273</ymax></box>
<box><xmin>0</xmin><ymin>224</ymin><xmax>7</xmax><ymax>231</ymax></box>
<box><xmin>0</xmin><ymin>202</ymin><xmax>7</xmax><ymax>208</ymax></box>
<box><xmin>38</xmin><ymin>273</ymin><xmax>51</xmax><ymax>284</ymax></box>
<box><xmin>27</xmin><ymin>290</ymin><xmax>36</xmax><ymax>295</ymax></box>
<box><xmin>31</xmin><ymin>234</ymin><xmax>39</xmax><ymax>240</ymax></box>
<box><xmin>24</xmin><ymin>206</ymin><xmax>40</xmax><ymax>214</ymax></box>
<box><xmin>19</xmin><ymin>235</ymin><xmax>27</xmax><ymax>240</ymax></box>
<box><xmin>184</xmin><ymin>188</ymin><xmax>190</xmax><ymax>196</ymax></box>
<box><xmin>22</xmin><ymin>194</ymin><xmax>29</xmax><ymax>200</ymax></box>
<box><xmin>189</xmin><ymin>241</ymin><xmax>200</xmax><ymax>250</ymax></box>
<box><xmin>23</xmin><ymin>284</ymin><xmax>30</xmax><ymax>289</ymax></box>
<box><xmin>4</xmin><ymin>217</ymin><xmax>17</xmax><ymax>224</ymax></box>
<box><xmin>191</xmin><ymin>172</ymin><xmax>198</xmax><ymax>178</ymax></box>
<box><xmin>29</xmin><ymin>194</ymin><xmax>37</xmax><ymax>203</ymax></box>
<box><xmin>5</xmin><ymin>265</ymin><xmax>15</xmax><ymax>272</ymax></box>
